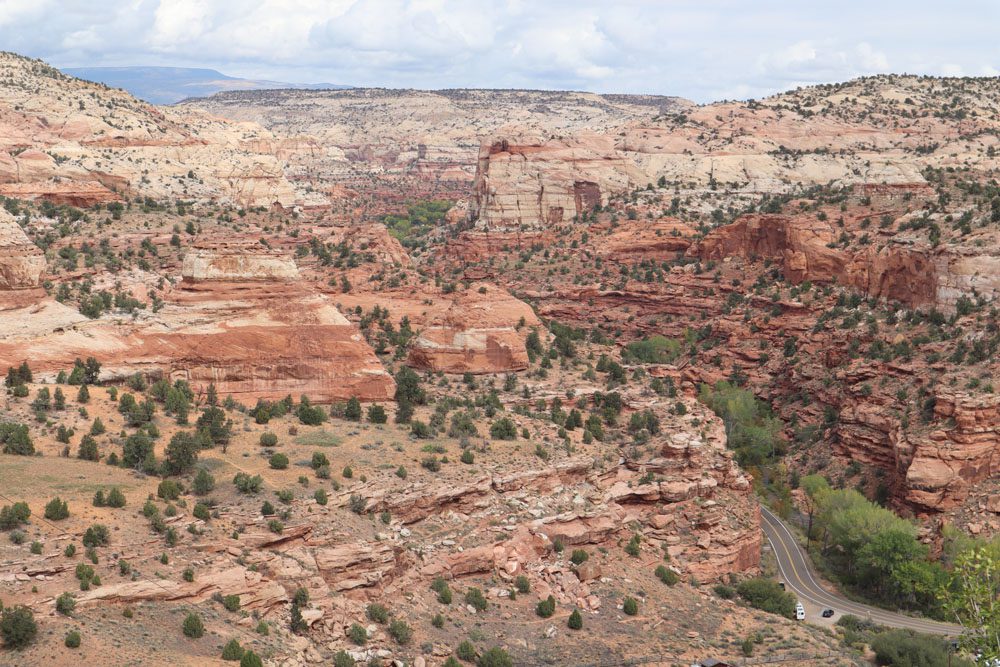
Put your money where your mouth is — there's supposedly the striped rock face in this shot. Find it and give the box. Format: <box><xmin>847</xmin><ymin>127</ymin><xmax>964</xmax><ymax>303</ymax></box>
<box><xmin>0</xmin><ymin>213</ymin><xmax>45</xmax><ymax>289</ymax></box>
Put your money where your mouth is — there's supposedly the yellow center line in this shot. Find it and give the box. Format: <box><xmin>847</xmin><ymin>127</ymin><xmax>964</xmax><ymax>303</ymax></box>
<box><xmin>761</xmin><ymin>507</ymin><xmax>962</xmax><ymax>635</ymax></box>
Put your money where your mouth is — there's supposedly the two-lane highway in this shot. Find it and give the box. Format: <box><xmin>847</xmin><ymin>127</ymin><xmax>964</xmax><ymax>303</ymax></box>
<box><xmin>760</xmin><ymin>505</ymin><xmax>964</xmax><ymax>636</ymax></box>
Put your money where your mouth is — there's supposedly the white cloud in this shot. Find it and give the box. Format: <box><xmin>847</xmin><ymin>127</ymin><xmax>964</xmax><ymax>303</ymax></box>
<box><xmin>1</xmin><ymin>0</ymin><xmax>997</xmax><ymax>102</ymax></box>
<box><xmin>150</xmin><ymin>0</ymin><xmax>210</xmax><ymax>48</ymax></box>
<box><xmin>0</xmin><ymin>0</ymin><xmax>52</xmax><ymax>27</ymax></box>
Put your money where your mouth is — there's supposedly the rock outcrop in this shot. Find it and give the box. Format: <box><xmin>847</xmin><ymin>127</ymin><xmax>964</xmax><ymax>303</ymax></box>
<box><xmin>693</xmin><ymin>213</ymin><xmax>939</xmax><ymax>308</ymax></box>
<box><xmin>406</xmin><ymin>284</ymin><xmax>541</xmax><ymax>374</ymax></box>
<box><xmin>905</xmin><ymin>391</ymin><xmax>1000</xmax><ymax>511</ymax></box>
<box><xmin>182</xmin><ymin>243</ymin><xmax>300</xmax><ymax>282</ymax></box>
<box><xmin>0</xmin><ymin>243</ymin><xmax>394</xmax><ymax>402</ymax></box>
<box><xmin>0</xmin><ymin>211</ymin><xmax>44</xmax><ymax>289</ymax></box>
<box><xmin>472</xmin><ymin>136</ymin><xmax>643</xmax><ymax>230</ymax></box>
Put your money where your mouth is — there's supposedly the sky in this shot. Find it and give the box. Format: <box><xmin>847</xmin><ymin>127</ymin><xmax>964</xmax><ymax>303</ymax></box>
<box><xmin>1</xmin><ymin>0</ymin><xmax>998</xmax><ymax>103</ymax></box>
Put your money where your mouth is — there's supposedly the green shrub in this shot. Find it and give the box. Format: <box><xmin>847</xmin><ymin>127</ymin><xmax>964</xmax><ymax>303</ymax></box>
<box><xmin>157</xmin><ymin>480</ymin><xmax>181</xmax><ymax>500</ymax></box>
<box><xmin>713</xmin><ymin>584</ymin><xmax>736</xmax><ymax>599</ymax></box>
<box><xmin>489</xmin><ymin>417</ymin><xmax>517</xmax><ymax>440</ymax></box>
<box><xmin>82</xmin><ymin>524</ymin><xmax>109</xmax><ymax>547</ymax></box>
<box><xmin>367</xmin><ymin>404</ymin><xmax>387</xmax><ymax>423</ymax></box>
<box><xmin>514</xmin><ymin>575</ymin><xmax>530</xmax><ymax>593</ymax></box>
<box><xmin>465</xmin><ymin>587</ymin><xmax>488</xmax><ymax>611</ymax></box>
<box><xmin>570</xmin><ymin>549</ymin><xmax>588</xmax><ymax>565</ymax></box>
<box><xmin>476</xmin><ymin>647</ymin><xmax>513</xmax><ymax>667</ymax></box>
<box><xmin>388</xmin><ymin>618</ymin><xmax>412</xmax><ymax>644</ymax></box>
<box><xmin>193</xmin><ymin>503</ymin><xmax>210</xmax><ymax>521</ymax></box>
<box><xmin>0</xmin><ymin>501</ymin><xmax>30</xmax><ymax>530</ymax></box>
<box><xmin>56</xmin><ymin>592</ymin><xmax>76</xmax><ymax>615</ymax></box>
<box><xmin>233</xmin><ymin>473</ymin><xmax>263</xmax><ymax>494</ymax></box>
<box><xmin>348</xmin><ymin>622</ymin><xmax>367</xmax><ymax>645</ymax></box>
<box><xmin>221</xmin><ymin>638</ymin><xmax>244</xmax><ymax>661</ymax></box>
<box><xmin>568</xmin><ymin>608</ymin><xmax>583</xmax><ymax>630</ymax></box>
<box><xmin>77</xmin><ymin>434</ymin><xmax>99</xmax><ymax>461</ymax></box>
<box><xmin>536</xmin><ymin>595</ymin><xmax>557</xmax><ymax>619</ymax></box>
<box><xmin>269</xmin><ymin>452</ymin><xmax>289</xmax><ymax>469</ymax></box>
<box><xmin>736</xmin><ymin>577</ymin><xmax>795</xmax><ymax>618</ymax></box>
<box><xmin>65</xmin><ymin>630</ymin><xmax>81</xmax><ymax>648</ymax></box>
<box><xmin>870</xmin><ymin>629</ymin><xmax>961</xmax><ymax>667</ymax></box>
<box><xmin>333</xmin><ymin>651</ymin><xmax>355</xmax><ymax>667</ymax></box>
<box><xmin>182</xmin><ymin>612</ymin><xmax>204</xmax><ymax>638</ymax></box>
<box><xmin>622</xmin><ymin>597</ymin><xmax>639</xmax><ymax>615</ymax></box>
<box><xmin>240</xmin><ymin>651</ymin><xmax>264</xmax><ymax>667</ymax></box>
<box><xmin>193</xmin><ymin>468</ymin><xmax>215</xmax><ymax>495</ymax></box>
<box><xmin>456</xmin><ymin>640</ymin><xmax>477</xmax><ymax>660</ymax></box>
<box><xmin>107</xmin><ymin>487</ymin><xmax>126</xmax><ymax>508</ymax></box>
<box><xmin>259</xmin><ymin>432</ymin><xmax>278</xmax><ymax>447</ymax></box>
<box><xmin>655</xmin><ymin>565</ymin><xmax>679</xmax><ymax>585</ymax></box>
<box><xmin>222</xmin><ymin>594</ymin><xmax>240</xmax><ymax>612</ymax></box>
<box><xmin>366</xmin><ymin>603</ymin><xmax>389</xmax><ymax>624</ymax></box>
<box><xmin>296</xmin><ymin>398</ymin><xmax>326</xmax><ymax>425</ymax></box>
<box><xmin>344</xmin><ymin>397</ymin><xmax>362</xmax><ymax>421</ymax></box>
<box><xmin>0</xmin><ymin>606</ymin><xmax>37</xmax><ymax>648</ymax></box>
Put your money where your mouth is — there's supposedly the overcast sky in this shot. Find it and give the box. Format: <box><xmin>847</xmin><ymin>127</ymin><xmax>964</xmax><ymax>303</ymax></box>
<box><xmin>2</xmin><ymin>0</ymin><xmax>998</xmax><ymax>102</ymax></box>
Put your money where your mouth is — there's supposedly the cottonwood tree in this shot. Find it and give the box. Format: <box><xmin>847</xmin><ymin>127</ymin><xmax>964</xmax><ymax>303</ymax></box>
<box><xmin>941</xmin><ymin>546</ymin><xmax>1000</xmax><ymax>661</ymax></box>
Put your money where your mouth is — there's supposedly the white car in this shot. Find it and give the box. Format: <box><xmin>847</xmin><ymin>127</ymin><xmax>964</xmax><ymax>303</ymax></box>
<box><xmin>795</xmin><ymin>602</ymin><xmax>805</xmax><ymax>620</ymax></box>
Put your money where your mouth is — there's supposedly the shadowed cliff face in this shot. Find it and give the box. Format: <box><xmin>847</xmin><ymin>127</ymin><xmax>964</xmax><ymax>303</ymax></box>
<box><xmin>694</xmin><ymin>213</ymin><xmax>940</xmax><ymax>308</ymax></box>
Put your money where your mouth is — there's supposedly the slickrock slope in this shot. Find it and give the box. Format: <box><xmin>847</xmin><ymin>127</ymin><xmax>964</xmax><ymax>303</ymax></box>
<box><xmin>0</xmin><ymin>240</ymin><xmax>393</xmax><ymax>402</ymax></box>
<box><xmin>0</xmin><ymin>52</ymin><xmax>314</xmax><ymax>208</ymax></box>
<box><xmin>155</xmin><ymin>247</ymin><xmax>393</xmax><ymax>401</ymax></box>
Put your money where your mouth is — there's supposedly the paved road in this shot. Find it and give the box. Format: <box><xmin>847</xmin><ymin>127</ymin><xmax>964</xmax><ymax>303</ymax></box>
<box><xmin>760</xmin><ymin>505</ymin><xmax>964</xmax><ymax>636</ymax></box>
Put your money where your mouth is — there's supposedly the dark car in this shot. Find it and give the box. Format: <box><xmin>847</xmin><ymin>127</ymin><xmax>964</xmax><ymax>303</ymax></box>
<box><xmin>821</xmin><ymin>608</ymin><xmax>835</xmax><ymax>618</ymax></box>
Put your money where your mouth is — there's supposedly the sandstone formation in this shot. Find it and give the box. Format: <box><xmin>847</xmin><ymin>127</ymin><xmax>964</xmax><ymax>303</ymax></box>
<box><xmin>0</xmin><ymin>210</ymin><xmax>44</xmax><ymax>289</ymax></box>
<box><xmin>182</xmin><ymin>243</ymin><xmax>300</xmax><ymax>282</ymax></box>
<box><xmin>0</xmin><ymin>52</ymin><xmax>315</xmax><ymax>208</ymax></box>
<box><xmin>596</xmin><ymin>217</ymin><xmax>694</xmax><ymax>261</ymax></box>
<box><xmin>694</xmin><ymin>212</ymin><xmax>939</xmax><ymax>308</ymax></box>
<box><xmin>472</xmin><ymin>136</ymin><xmax>643</xmax><ymax>231</ymax></box>
<box><xmin>183</xmin><ymin>88</ymin><xmax>689</xmax><ymax>206</ymax></box>
<box><xmin>0</xmin><ymin>243</ymin><xmax>394</xmax><ymax>402</ymax></box>
<box><xmin>905</xmin><ymin>391</ymin><xmax>1000</xmax><ymax>511</ymax></box>
<box><xmin>406</xmin><ymin>284</ymin><xmax>541</xmax><ymax>374</ymax></box>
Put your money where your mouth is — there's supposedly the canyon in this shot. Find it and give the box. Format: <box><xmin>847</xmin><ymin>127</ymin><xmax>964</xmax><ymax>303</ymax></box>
<box><xmin>1</xmin><ymin>48</ymin><xmax>999</xmax><ymax>666</ymax></box>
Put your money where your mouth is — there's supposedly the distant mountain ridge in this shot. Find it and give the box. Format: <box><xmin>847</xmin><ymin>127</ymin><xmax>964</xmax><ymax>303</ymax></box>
<box><xmin>60</xmin><ymin>65</ymin><xmax>350</xmax><ymax>104</ymax></box>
